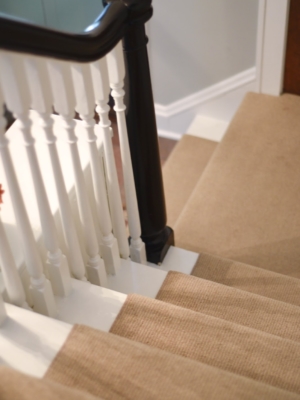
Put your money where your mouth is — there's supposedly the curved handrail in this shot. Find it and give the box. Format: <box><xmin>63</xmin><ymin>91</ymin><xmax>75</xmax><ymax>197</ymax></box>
<box><xmin>0</xmin><ymin>0</ymin><xmax>152</xmax><ymax>62</ymax></box>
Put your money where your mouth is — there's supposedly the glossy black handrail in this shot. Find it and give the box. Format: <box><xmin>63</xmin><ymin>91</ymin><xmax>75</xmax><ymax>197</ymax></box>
<box><xmin>0</xmin><ymin>0</ymin><xmax>151</xmax><ymax>62</ymax></box>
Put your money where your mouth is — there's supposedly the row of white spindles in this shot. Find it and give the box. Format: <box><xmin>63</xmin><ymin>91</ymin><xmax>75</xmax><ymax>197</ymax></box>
<box><xmin>24</xmin><ymin>57</ymin><xmax>87</xmax><ymax>284</ymax></box>
<box><xmin>0</xmin><ymin>53</ymin><xmax>72</xmax><ymax>298</ymax></box>
<box><xmin>70</xmin><ymin>62</ymin><xmax>120</xmax><ymax>275</ymax></box>
<box><xmin>0</xmin><ymin>73</ymin><xmax>56</xmax><ymax>317</ymax></box>
<box><xmin>0</xmin><ymin>105</ymin><xmax>28</xmax><ymax>310</ymax></box>
<box><xmin>47</xmin><ymin>59</ymin><xmax>107</xmax><ymax>286</ymax></box>
<box><xmin>0</xmin><ymin>41</ymin><xmax>146</xmax><ymax>319</ymax></box>
<box><xmin>106</xmin><ymin>43</ymin><xmax>147</xmax><ymax>264</ymax></box>
<box><xmin>90</xmin><ymin>58</ymin><xmax>130</xmax><ymax>261</ymax></box>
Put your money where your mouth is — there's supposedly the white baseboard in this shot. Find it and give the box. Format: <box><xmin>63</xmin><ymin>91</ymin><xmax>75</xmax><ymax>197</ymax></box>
<box><xmin>155</xmin><ymin>67</ymin><xmax>256</xmax><ymax>141</ymax></box>
<box><xmin>157</xmin><ymin>129</ymin><xmax>182</xmax><ymax>141</ymax></box>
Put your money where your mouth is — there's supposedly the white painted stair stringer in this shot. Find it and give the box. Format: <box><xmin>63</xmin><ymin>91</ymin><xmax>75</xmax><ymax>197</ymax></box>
<box><xmin>0</xmin><ymin>303</ymin><xmax>73</xmax><ymax>379</ymax></box>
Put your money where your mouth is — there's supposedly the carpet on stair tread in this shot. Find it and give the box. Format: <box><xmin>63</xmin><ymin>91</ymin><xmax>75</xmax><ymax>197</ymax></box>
<box><xmin>192</xmin><ymin>252</ymin><xmax>300</xmax><ymax>307</ymax></box>
<box><xmin>45</xmin><ymin>325</ymin><xmax>300</xmax><ymax>400</ymax></box>
<box><xmin>110</xmin><ymin>294</ymin><xmax>300</xmax><ymax>395</ymax></box>
<box><xmin>163</xmin><ymin>135</ymin><xmax>217</xmax><ymax>227</ymax></box>
<box><xmin>0</xmin><ymin>366</ymin><xmax>101</xmax><ymax>400</ymax></box>
<box><xmin>156</xmin><ymin>270</ymin><xmax>300</xmax><ymax>343</ymax></box>
<box><xmin>174</xmin><ymin>93</ymin><xmax>300</xmax><ymax>278</ymax></box>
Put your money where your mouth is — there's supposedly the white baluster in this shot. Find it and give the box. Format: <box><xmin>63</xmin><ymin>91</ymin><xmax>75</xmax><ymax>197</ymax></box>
<box><xmin>22</xmin><ymin>55</ymin><xmax>74</xmax><ymax>296</ymax></box>
<box><xmin>71</xmin><ymin>62</ymin><xmax>120</xmax><ymax>275</ymax></box>
<box><xmin>0</xmin><ymin>292</ymin><xmax>6</xmax><ymax>326</ymax></box>
<box><xmin>24</xmin><ymin>57</ymin><xmax>86</xmax><ymax>284</ymax></box>
<box><xmin>0</xmin><ymin>52</ymin><xmax>71</xmax><ymax>298</ymax></box>
<box><xmin>106</xmin><ymin>42</ymin><xmax>147</xmax><ymax>264</ymax></box>
<box><xmin>91</xmin><ymin>58</ymin><xmax>130</xmax><ymax>260</ymax></box>
<box><xmin>0</xmin><ymin>73</ymin><xmax>56</xmax><ymax>317</ymax></box>
<box><xmin>47</xmin><ymin>59</ymin><xmax>107</xmax><ymax>286</ymax></box>
<box><xmin>0</xmin><ymin>216</ymin><xmax>28</xmax><ymax>308</ymax></box>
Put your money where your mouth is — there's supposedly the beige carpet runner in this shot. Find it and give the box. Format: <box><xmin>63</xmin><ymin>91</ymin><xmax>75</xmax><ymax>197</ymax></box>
<box><xmin>163</xmin><ymin>135</ymin><xmax>217</xmax><ymax>227</ymax></box>
<box><xmin>173</xmin><ymin>93</ymin><xmax>300</xmax><ymax>278</ymax></box>
<box><xmin>156</xmin><ymin>271</ymin><xmax>300</xmax><ymax>342</ymax></box>
<box><xmin>110</xmin><ymin>294</ymin><xmax>300</xmax><ymax>394</ymax></box>
<box><xmin>0</xmin><ymin>366</ymin><xmax>103</xmax><ymax>400</ymax></box>
<box><xmin>44</xmin><ymin>324</ymin><xmax>299</xmax><ymax>400</ymax></box>
<box><xmin>192</xmin><ymin>252</ymin><xmax>300</xmax><ymax>306</ymax></box>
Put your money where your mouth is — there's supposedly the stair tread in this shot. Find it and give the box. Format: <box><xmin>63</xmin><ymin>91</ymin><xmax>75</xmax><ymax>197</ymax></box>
<box><xmin>0</xmin><ymin>366</ymin><xmax>102</xmax><ymax>400</ymax></box>
<box><xmin>173</xmin><ymin>93</ymin><xmax>300</xmax><ymax>278</ymax></box>
<box><xmin>163</xmin><ymin>135</ymin><xmax>217</xmax><ymax>227</ymax></box>
<box><xmin>45</xmin><ymin>324</ymin><xmax>299</xmax><ymax>400</ymax></box>
<box><xmin>110</xmin><ymin>294</ymin><xmax>300</xmax><ymax>394</ymax></box>
<box><xmin>157</xmin><ymin>270</ymin><xmax>300</xmax><ymax>342</ymax></box>
<box><xmin>193</xmin><ymin>252</ymin><xmax>300</xmax><ymax>307</ymax></box>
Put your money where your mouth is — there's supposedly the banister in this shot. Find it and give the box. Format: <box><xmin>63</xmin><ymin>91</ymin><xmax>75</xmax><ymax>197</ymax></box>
<box><xmin>0</xmin><ymin>0</ymin><xmax>174</xmax><ymax>264</ymax></box>
<box><xmin>0</xmin><ymin>1</ymin><xmax>138</xmax><ymax>62</ymax></box>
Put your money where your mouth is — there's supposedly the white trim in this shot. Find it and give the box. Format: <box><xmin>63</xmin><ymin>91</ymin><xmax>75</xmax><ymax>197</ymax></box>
<box><xmin>155</xmin><ymin>67</ymin><xmax>256</xmax><ymax>139</ymax></box>
<box><xmin>155</xmin><ymin>67</ymin><xmax>256</xmax><ymax>118</ymax></box>
<box><xmin>157</xmin><ymin>129</ymin><xmax>182</xmax><ymax>141</ymax></box>
<box><xmin>0</xmin><ymin>303</ymin><xmax>72</xmax><ymax>378</ymax></box>
<box><xmin>255</xmin><ymin>0</ymin><xmax>267</xmax><ymax>93</ymax></box>
<box><xmin>257</xmin><ymin>0</ymin><xmax>290</xmax><ymax>95</ymax></box>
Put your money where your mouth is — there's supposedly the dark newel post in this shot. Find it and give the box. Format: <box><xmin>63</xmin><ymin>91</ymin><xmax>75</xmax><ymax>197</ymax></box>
<box><xmin>122</xmin><ymin>2</ymin><xmax>174</xmax><ymax>264</ymax></box>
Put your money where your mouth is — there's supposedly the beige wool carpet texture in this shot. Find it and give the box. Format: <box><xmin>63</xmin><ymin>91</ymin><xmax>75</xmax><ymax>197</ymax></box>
<box><xmin>110</xmin><ymin>294</ymin><xmax>300</xmax><ymax>395</ymax></box>
<box><xmin>192</xmin><ymin>252</ymin><xmax>300</xmax><ymax>307</ymax></box>
<box><xmin>173</xmin><ymin>93</ymin><xmax>300</xmax><ymax>278</ymax></box>
<box><xmin>156</xmin><ymin>271</ymin><xmax>300</xmax><ymax>343</ymax></box>
<box><xmin>45</xmin><ymin>324</ymin><xmax>300</xmax><ymax>400</ymax></box>
<box><xmin>0</xmin><ymin>366</ymin><xmax>103</xmax><ymax>400</ymax></box>
<box><xmin>163</xmin><ymin>135</ymin><xmax>217</xmax><ymax>227</ymax></box>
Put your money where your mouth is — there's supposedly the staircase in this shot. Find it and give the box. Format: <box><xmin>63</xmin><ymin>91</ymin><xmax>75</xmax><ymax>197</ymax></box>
<box><xmin>1</xmin><ymin>90</ymin><xmax>300</xmax><ymax>399</ymax></box>
<box><xmin>1</xmin><ymin>2</ymin><xmax>300</xmax><ymax>399</ymax></box>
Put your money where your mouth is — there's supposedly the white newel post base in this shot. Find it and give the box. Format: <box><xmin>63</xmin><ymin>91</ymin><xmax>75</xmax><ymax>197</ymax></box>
<box><xmin>86</xmin><ymin>255</ymin><xmax>108</xmax><ymax>287</ymax></box>
<box><xmin>30</xmin><ymin>278</ymin><xmax>57</xmax><ymax>317</ymax></box>
<box><xmin>46</xmin><ymin>252</ymin><xmax>72</xmax><ymax>297</ymax></box>
<box><xmin>100</xmin><ymin>234</ymin><xmax>120</xmax><ymax>275</ymax></box>
<box><xmin>130</xmin><ymin>238</ymin><xmax>147</xmax><ymax>265</ymax></box>
<box><xmin>0</xmin><ymin>295</ymin><xmax>6</xmax><ymax>326</ymax></box>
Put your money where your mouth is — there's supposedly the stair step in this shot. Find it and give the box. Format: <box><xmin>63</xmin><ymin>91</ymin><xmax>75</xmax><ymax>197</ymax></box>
<box><xmin>157</xmin><ymin>271</ymin><xmax>300</xmax><ymax>342</ymax></box>
<box><xmin>45</xmin><ymin>324</ymin><xmax>299</xmax><ymax>400</ymax></box>
<box><xmin>0</xmin><ymin>367</ymin><xmax>100</xmax><ymax>400</ymax></box>
<box><xmin>193</xmin><ymin>252</ymin><xmax>300</xmax><ymax>307</ymax></box>
<box><xmin>173</xmin><ymin>93</ymin><xmax>300</xmax><ymax>278</ymax></box>
<box><xmin>163</xmin><ymin>134</ymin><xmax>217</xmax><ymax>227</ymax></box>
<box><xmin>110</xmin><ymin>294</ymin><xmax>300</xmax><ymax>394</ymax></box>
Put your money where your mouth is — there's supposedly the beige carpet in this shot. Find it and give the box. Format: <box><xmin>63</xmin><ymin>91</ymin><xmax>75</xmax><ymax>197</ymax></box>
<box><xmin>110</xmin><ymin>294</ymin><xmax>300</xmax><ymax>394</ymax></box>
<box><xmin>156</xmin><ymin>270</ymin><xmax>300</xmax><ymax>342</ymax></box>
<box><xmin>192</xmin><ymin>252</ymin><xmax>300</xmax><ymax>306</ymax></box>
<box><xmin>0</xmin><ymin>366</ymin><xmax>101</xmax><ymax>400</ymax></box>
<box><xmin>163</xmin><ymin>135</ymin><xmax>217</xmax><ymax>227</ymax></box>
<box><xmin>173</xmin><ymin>93</ymin><xmax>300</xmax><ymax>278</ymax></box>
<box><xmin>45</xmin><ymin>324</ymin><xmax>300</xmax><ymax>400</ymax></box>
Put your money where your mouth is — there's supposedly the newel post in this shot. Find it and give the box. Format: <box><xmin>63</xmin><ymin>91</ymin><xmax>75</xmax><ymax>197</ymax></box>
<box><xmin>121</xmin><ymin>0</ymin><xmax>174</xmax><ymax>264</ymax></box>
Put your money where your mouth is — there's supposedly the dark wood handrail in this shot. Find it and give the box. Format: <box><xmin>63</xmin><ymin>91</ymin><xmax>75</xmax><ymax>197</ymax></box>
<box><xmin>0</xmin><ymin>0</ymin><xmax>151</xmax><ymax>62</ymax></box>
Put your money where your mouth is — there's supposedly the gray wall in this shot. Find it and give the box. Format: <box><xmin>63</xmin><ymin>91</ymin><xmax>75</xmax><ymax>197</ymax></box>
<box><xmin>0</xmin><ymin>0</ymin><xmax>104</xmax><ymax>33</ymax></box>
<box><xmin>149</xmin><ymin>0</ymin><xmax>259</xmax><ymax>105</ymax></box>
